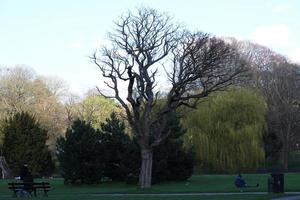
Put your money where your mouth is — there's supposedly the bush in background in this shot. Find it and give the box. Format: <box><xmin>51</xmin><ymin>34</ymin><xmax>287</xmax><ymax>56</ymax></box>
<box><xmin>2</xmin><ymin>112</ymin><xmax>54</xmax><ymax>176</ymax></box>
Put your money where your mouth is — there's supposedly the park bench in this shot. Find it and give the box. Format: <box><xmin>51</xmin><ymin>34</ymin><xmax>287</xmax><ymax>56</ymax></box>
<box><xmin>8</xmin><ymin>182</ymin><xmax>51</xmax><ymax>197</ymax></box>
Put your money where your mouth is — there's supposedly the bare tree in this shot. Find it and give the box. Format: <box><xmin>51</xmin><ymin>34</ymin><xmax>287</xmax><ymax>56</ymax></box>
<box><xmin>0</xmin><ymin>66</ymin><xmax>68</xmax><ymax>151</ymax></box>
<box><xmin>227</xmin><ymin>39</ymin><xmax>287</xmax><ymax>86</ymax></box>
<box><xmin>232</xmin><ymin>40</ymin><xmax>300</xmax><ymax>168</ymax></box>
<box><xmin>64</xmin><ymin>93</ymin><xmax>81</xmax><ymax>128</ymax></box>
<box><xmin>260</xmin><ymin>63</ymin><xmax>300</xmax><ymax>169</ymax></box>
<box><xmin>92</xmin><ymin>7</ymin><xmax>246</xmax><ymax>189</ymax></box>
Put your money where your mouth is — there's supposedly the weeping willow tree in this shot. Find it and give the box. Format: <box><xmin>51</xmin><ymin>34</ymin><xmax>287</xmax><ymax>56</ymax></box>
<box><xmin>183</xmin><ymin>88</ymin><xmax>267</xmax><ymax>173</ymax></box>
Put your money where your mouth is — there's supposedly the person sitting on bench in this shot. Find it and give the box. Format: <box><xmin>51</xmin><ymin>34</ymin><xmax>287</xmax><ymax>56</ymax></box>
<box><xmin>20</xmin><ymin>165</ymin><xmax>29</xmax><ymax>179</ymax></box>
<box><xmin>235</xmin><ymin>174</ymin><xmax>259</xmax><ymax>188</ymax></box>
<box><xmin>19</xmin><ymin>164</ymin><xmax>34</xmax><ymax>196</ymax></box>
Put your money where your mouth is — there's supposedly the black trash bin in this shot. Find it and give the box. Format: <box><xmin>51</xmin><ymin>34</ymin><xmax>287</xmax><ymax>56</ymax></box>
<box><xmin>270</xmin><ymin>173</ymin><xmax>284</xmax><ymax>193</ymax></box>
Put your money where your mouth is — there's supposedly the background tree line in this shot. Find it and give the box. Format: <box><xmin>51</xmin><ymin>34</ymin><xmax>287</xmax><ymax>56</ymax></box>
<box><xmin>0</xmin><ymin>67</ymin><xmax>122</xmax><ymax>149</ymax></box>
<box><xmin>1</xmin><ymin>43</ymin><xmax>299</xmax><ymax>179</ymax></box>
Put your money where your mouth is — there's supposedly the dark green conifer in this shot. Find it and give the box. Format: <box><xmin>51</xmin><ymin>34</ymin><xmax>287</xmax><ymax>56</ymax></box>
<box><xmin>3</xmin><ymin>112</ymin><xmax>54</xmax><ymax>176</ymax></box>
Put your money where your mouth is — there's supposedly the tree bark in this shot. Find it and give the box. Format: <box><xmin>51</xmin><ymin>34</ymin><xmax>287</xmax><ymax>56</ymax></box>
<box><xmin>283</xmin><ymin>151</ymin><xmax>288</xmax><ymax>170</ymax></box>
<box><xmin>139</xmin><ymin>149</ymin><xmax>153</xmax><ymax>189</ymax></box>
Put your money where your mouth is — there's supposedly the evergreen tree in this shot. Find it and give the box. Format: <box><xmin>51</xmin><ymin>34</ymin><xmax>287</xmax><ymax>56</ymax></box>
<box><xmin>2</xmin><ymin>112</ymin><xmax>54</xmax><ymax>176</ymax></box>
<box><xmin>56</xmin><ymin>111</ymin><xmax>193</xmax><ymax>184</ymax></box>
<box><xmin>152</xmin><ymin>112</ymin><xmax>194</xmax><ymax>183</ymax></box>
<box><xmin>100</xmin><ymin>112</ymin><xmax>139</xmax><ymax>181</ymax></box>
<box><xmin>57</xmin><ymin>119</ymin><xmax>105</xmax><ymax>184</ymax></box>
<box><xmin>99</xmin><ymin>112</ymin><xmax>194</xmax><ymax>183</ymax></box>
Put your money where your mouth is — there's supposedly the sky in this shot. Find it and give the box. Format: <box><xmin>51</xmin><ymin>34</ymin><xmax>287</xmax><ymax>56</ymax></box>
<box><xmin>0</xmin><ymin>0</ymin><xmax>299</xmax><ymax>96</ymax></box>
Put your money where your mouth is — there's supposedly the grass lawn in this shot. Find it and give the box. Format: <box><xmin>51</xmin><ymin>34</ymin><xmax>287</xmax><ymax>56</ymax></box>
<box><xmin>289</xmin><ymin>150</ymin><xmax>300</xmax><ymax>169</ymax></box>
<box><xmin>1</xmin><ymin>173</ymin><xmax>299</xmax><ymax>199</ymax></box>
<box><xmin>1</xmin><ymin>194</ymin><xmax>280</xmax><ymax>200</ymax></box>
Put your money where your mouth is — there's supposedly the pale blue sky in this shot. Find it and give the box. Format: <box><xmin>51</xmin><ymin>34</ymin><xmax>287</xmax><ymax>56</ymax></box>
<box><xmin>0</xmin><ymin>0</ymin><xmax>299</xmax><ymax>95</ymax></box>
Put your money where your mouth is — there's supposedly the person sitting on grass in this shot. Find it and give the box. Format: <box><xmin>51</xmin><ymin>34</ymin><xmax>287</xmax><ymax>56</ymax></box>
<box><xmin>235</xmin><ymin>174</ymin><xmax>259</xmax><ymax>188</ymax></box>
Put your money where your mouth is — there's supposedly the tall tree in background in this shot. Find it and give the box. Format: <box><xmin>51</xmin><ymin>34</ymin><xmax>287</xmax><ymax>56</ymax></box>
<box><xmin>260</xmin><ymin>64</ymin><xmax>300</xmax><ymax>169</ymax></box>
<box><xmin>63</xmin><ymin>92</ymin><xmax>124</xmax><ymax>130</ymax></box>
<box><xmin>77</xmin><ymin>93</ymin><xmax>123</xmax><ymax>129</ymax></box>
<box><xmin>92</xmin><ymin>7</ymin><xmax>246</xmax><ymax>188</ymax></box>
<box><xmin>231</xmin><ymin>40</ymin><xmax>300</xmax><ymax>168</ymax></box>
<box><xmin>0</xmin><ymin>66</ymin><xmax>68</xmax><ymax>150</ymax></box>
<box><xmin>0</xmin><ymin>67</ymin><xmax>36</xmax><ymax>117</ymax></box>
<box><xmin>2</xmin><ymin>112</ymin><xmax>54</xmax><ymax>176</ymax></box>
<box><xmin>183</xmin><ymin>89</ymin><xmax>266</xmax><ymax>173</ymax></box>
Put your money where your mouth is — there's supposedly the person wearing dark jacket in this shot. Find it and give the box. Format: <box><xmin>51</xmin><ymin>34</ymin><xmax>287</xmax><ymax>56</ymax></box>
<box><xmin>19</xmin><ymin>164</ymin><xmax>29</xmax><ymax>181</ymax></box>
<box><xmin>19</xmin><ymin>164</ymin><xmax>34</xmax><ymax>196</ymax></box>
<box><xmin>235</xmin><ymin>174</ymin><xmax>247</xmax><ymax>187</ymax></box>
<box><xmin>235</xmin><ymin>174</ymin><xmax>259</xmax><ymax>189</ymax></box>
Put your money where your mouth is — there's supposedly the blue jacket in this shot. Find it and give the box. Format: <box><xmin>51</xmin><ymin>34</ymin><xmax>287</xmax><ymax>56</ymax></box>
<box><xmin>235</xmin><ymin>176</ymin><xmax>246</xmax><ymax>187</ymax></box>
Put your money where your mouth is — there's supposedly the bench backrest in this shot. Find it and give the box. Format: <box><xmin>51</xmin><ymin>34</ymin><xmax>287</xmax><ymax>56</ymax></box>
<box><xmin>8</xmin><ymin>182</ymin><xmax>50</xmax><ymax>189</ymax></box>
<box><xmin>33</xmin><ymin>182</ymin><xmax>51</xmax><ymax>189</ymax></box>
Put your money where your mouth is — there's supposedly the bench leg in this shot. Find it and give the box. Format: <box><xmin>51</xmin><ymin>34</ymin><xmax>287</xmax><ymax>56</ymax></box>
<box><xmin>12</xmin><ymin>190</ymin><xmax>17</xmax><ymax>197</ymax></box>
<box><xmin>43</xmin><ymin>189</ymin><xmax>48</xmax><ymax>197</ymax></box>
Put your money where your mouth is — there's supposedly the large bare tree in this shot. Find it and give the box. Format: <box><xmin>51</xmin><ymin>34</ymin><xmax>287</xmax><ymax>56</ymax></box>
<box><xmin>92</xmin><ymin>8</ymin><xmax>246</xmax><ymax>189</ymax></box>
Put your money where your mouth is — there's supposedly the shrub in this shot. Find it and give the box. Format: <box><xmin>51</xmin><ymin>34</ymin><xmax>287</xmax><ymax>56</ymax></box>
<box><xmin>2</xmin><ymin>112</ymin><xmax>54</xmax><ymax>176</ymax></box>
<box><xmin>100</xmin><ymin>112</ymin><xmax>140</xmax><ymax>181</ymax></box>
<box><xmin>152</xmin><ymin>112</ymin><xmax>194</xmax><ymax>183</ymax></box>
<box><xmin>56</xmin><ymin>119</ymin><xmax>105</xmax><ymax>184</ymax></box>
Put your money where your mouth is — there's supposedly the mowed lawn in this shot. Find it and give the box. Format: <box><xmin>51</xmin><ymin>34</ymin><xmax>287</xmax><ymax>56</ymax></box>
<box><xmin>1</xmin><ymin>173</ymin><xmax>299</xmax><ymax>200</ymax></box>
<box><xmin>0</xmin><ymin>195</ymin><xmax>282</xmax><ymax>200</ymax></box>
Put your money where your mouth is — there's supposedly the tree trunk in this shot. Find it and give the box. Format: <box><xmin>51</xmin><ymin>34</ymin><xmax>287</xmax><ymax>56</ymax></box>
<box><xmin>139</xmin><ymin>149</ymin><xmax>153</xmax><ymax>189</ymax></box>
<box><xmin>283</xmin><ymin>152</ymin><xmax>288</xmax><ymax>170</ymax></box>
<box><xmin>280</xmin><ymin>138</ymin><xmax>289</xmax><ymax>170</ymax></box>
<box><xmin>281</xmin><ymin>144</ymin><xmax>289</xmax><ymax>170</ymax></box>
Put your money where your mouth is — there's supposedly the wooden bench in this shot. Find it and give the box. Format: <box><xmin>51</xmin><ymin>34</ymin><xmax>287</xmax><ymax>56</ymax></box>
<box><xmin>8</xmin><ymin>182</ymin><xmax>51</xmax><ymax>197</ymax></box>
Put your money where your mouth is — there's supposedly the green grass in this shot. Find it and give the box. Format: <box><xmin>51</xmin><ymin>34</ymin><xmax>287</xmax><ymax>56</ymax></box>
<box><xmin>289</xmin><ymin>150</ymin><xmax>300</xmax><ymax>168</ymax></box>
<box><xmin>1</xmin><ymin>173</ymin><xmax>299</xmax><ymax>199</ymax></box>
<box><xmin>265</xmin><ymin>150</ymin><xmax>300</xmax><ymax>169</ymax></box>
<box><xmin>10</xmin><ymin>195</ymin><xmax>280</xmax><ymax>200</ymax></box>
